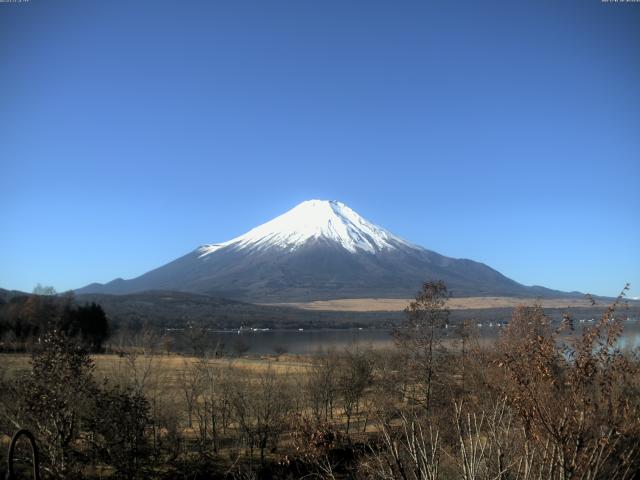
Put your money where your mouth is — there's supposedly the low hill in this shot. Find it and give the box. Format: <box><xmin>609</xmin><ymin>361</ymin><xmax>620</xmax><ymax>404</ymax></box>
<box><xmin>75</xmin><ymin>290</ymin><xmax>398</xmax><ymax>330</ymax></box>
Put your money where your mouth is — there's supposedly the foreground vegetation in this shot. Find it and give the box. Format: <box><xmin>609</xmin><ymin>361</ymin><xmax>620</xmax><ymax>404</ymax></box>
<box><xmin>1</xmin><ymin>282</ymin><xmax>639</xmax><ymax>479</ymax></box>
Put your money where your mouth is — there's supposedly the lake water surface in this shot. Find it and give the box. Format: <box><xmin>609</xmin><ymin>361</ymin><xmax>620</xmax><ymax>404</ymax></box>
<box><xmin>170</xmin><ymin>318</ymin><xmax>640</xmax><ymax>355</ymax></box>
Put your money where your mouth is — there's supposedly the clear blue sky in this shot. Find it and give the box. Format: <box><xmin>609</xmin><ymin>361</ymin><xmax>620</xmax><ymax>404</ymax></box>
<box><xmin>1</xmin><ymin>0</ymin><xmax>638</xmax><ymax>298</ymax></box>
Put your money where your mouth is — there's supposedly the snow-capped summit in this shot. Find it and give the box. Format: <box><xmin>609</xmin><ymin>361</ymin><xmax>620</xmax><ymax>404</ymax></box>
<box><xmin>198</xmin><ymin>199</ymin><xmax>412</xmax><ymax>256</ymax></box>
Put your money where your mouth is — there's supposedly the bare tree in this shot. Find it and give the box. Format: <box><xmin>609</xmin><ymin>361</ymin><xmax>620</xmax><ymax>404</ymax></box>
<box><xmin>190</xmin><ymin>351</ymin><xmax>228</xmax><ymax>455</ymax></box>
<box><xmin>454</xmin><ymin>318</ymin><xmax>479</xmax><ymax>394</ymax></box>
<box><xmin>178</xmin><ymin>359</ymin><xmax>200</xmax><ymax>429</ymax></box>
<box><xmin>232</xmin><ymin>337</ymin><xmax>251</xmax><ymax>357</ymax></box>
<box><xmin>273</xmin><ymin>344</ymin><xmax>288</xmax><ymax>360</ymax></box>
<box><xmin>32</xmin><ymin>283</ymin><xmax>57</xmax><ymax>296</ymax></box>
<box><xmin>306</xmin><ymin>348</ymin><xmax>340</xmax><ymax>422</ymax></box>
<box><xmin>394</xmin><ymin>281</ymin><xmax>449</xmax><ymax>412</ymax></box>
<box><xmin>364</xmin><ymin>409</ymin><xmax>440</xmax><ymax>480</ymax></box>
<box><xmin>231</xmin><ymin>366</ymin><xmax>292</xmax><ymax>467</ymax></box>
<box><xmin>338</xmin><ymin>347</ymin><xmax>373</xmax><ymax>437</ymax></box>
<box><xmin>185</xmin><ymin>321</ymin><xmax>209</xmax><ymax>357</ymax></box>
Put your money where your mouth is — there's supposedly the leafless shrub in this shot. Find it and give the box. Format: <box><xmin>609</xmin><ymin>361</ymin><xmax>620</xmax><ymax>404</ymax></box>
<box><xmin>493</xmin><ymin>286</ymin><xmax>640</xmax><ymax>479</ymax></box>
<box><xmin>286</xmin><ymin>414</ymin><xmax>344</xmax><ymax>479</ymax></box>
<box><xmin>362</xmin><ymin>409</ymin><xmax>440</xmax><ymax>480</ymax></box>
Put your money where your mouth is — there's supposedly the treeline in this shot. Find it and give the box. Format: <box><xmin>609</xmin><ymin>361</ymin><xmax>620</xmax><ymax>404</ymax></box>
<box><xmin>0</xmin><ymin>291</ymin><xmax>110</xmax><ymax>352</ymax></box>
<box><xmin>76</xmin><ymin>290</ymin><xmax>635</xmax><ymax>333</ymax></box>
<box><xmin>76</xmin><ymin>290</ymin><xmax>400</xmax><ymax>331</ymax></box>
<box><xmin>0</xmin><ymin>282</ymin><xmax>639</xmax><ymax>479</ymax></box>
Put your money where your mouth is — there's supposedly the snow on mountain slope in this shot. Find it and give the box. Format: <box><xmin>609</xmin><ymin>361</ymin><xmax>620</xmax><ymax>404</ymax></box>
<box><xmin>197</xmin><ymin>199</ymin><xmax>414</xmax><ymax>256</ymax></box>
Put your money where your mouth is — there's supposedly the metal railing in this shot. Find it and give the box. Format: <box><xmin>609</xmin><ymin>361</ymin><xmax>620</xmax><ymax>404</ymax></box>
<box><xmin>5</xmin><ymin>429</ymin><xmax>40</xmax><ymax>480</ymax></box>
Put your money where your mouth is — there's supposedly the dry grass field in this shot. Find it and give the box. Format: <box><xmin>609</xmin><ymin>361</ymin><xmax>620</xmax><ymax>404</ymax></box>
<box><xmin>0</xmin><ymin>352</ymin><xmax>311</xmax><ymax>379</ymax></box>
<box><xmin>1</xmin><ymin>299</ymin><xmax>638</xmax><ymax>480</ymax></box>
<box><xmin>0</xmin><ymin>351</ymin><xmax>323</xmax><ymax>475</ymax></box>
<box><xmin>267</xmin><ymin>296</ymin><xmax>600</xmax><ymax>311</ymax></box>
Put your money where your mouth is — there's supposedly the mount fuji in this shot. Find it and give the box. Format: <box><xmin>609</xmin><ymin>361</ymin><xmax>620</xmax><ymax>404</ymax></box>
<box><xmin>77</xmin><ymin>200</ymin><xmax>568</xmax><ymax>301</ymax></box>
